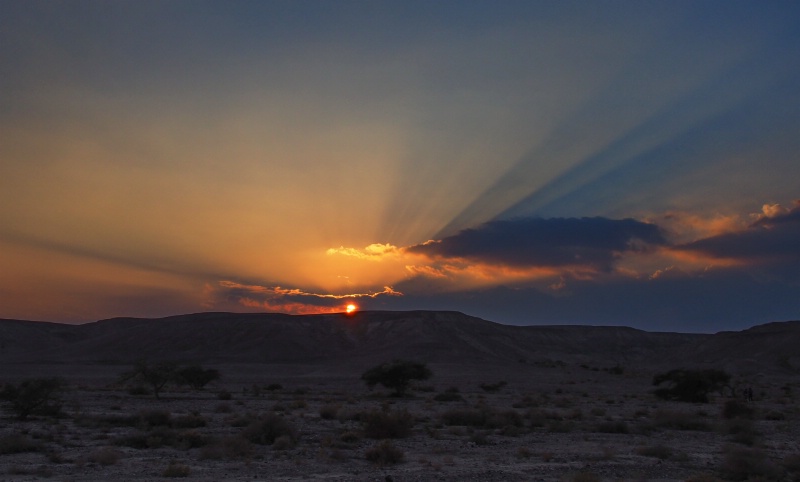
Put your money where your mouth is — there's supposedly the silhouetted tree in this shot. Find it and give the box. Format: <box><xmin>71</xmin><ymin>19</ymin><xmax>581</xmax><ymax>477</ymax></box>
<box><xmin>175</xmin><ymin>365</ymin><xmax>220</xmax><ymax>390</ymax></box>
<box><xmin>652</xmin><ymin>368</ymin><xmax>731</xmax><ymax>403</ymax></box>
<box><xmin>362</xmin><ymin>359</ymin><xmax>432</xmax><ymax>397</ymax></box>
<box><xmin>120</xmin><ymin>360</ymin><xmax>178</xmax><ymax>399</ymax></box>
<box><xmin>0</xmin><ymin>377</ymin><xmax>66</xmax><ymax>420</ymax></box>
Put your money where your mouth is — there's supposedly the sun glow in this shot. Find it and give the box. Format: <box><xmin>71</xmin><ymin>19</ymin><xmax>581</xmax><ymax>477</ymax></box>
<box><xmin>345</xmin><ymin>303</ymin><xmax>357</xmax><ymax>314</ymax></box>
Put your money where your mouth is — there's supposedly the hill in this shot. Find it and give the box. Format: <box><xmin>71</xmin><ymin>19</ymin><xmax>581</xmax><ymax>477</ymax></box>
<box><xmin>1</xmin><ymin>311</ymin><xmax>798</xmax><ymax>373</ymax></box>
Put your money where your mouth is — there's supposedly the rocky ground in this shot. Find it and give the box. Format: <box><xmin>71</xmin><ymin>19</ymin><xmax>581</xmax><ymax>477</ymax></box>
<box><xmin>1</xmin><ymin>361</ymin><xmax>799</xmax><ymax>481</ymax></box>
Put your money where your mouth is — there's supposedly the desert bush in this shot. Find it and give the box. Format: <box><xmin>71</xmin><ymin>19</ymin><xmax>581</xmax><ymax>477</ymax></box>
<box><xmin>636</xmin><ymin>444</ymin><xmax>673</xmax><ymax>460</ymax></box>
<box><xmin>722</xmin><ymin>399</ymin><xmax>755</xmax><ymax>420</ymax></box>
<box><xmin>265</xmin><ymin>383</ymin><xmax>283</xmax><ymax>391</ymax></box>
<box><xmin>441</xmin><ymin>408</ymin><xmax>487</xmax><ymax>427</ymax></box>
<box><xmin>241</xmin><ymin>413</ymin><xmax>298</xmax><ymax>446</ymax></box>
<box><xmin>764</xmin><ymin>410</ymin><xmax>785</xmax><ymax>421</ymax></box>
<box><xmin>216</xmin><ymin>390</ymin><xmax>232</xmax><ymax>400</ymax></box>
<box><xmin>0</xmin><ymin>433</ymin><xmax>40</xmax><ymax>454</ymax></box>
<box><xmin>364</xmin><ymin>440</ymin><xmax>404</xmax><ymax>465</ymax></box>
<box><xmin>594</xmin><ymin>420</ymin><xmax>629</xmax><ymax>434</ymax></box>
<box><xmin>319</xmin><ymin>403</ymin><xmax>340</xmax><ymax>420</ymax></box>
<box><xmin>433</xmin><ymin>387</ymin><xmax>463</xmax><ymax>402</ymax></box>
<box><xmin>272</xmin><ymin>434</ymin><xmax>295</xmax><ymax>450</ymax></box>
<box><xmin>719</xmin><ymin>445</ymin><xmax>783</xmax><ymax>480</ymax></box>
<box><xmin>651</xmin><ymin>409</ymin><xmax>712</xmax><ymax>431</ymax></box>
<box><xmin>163</xmin><ymin>462</ymin><xmax>191</xmax><ymax>477</ymax></box>
<box><xmin>86</xmin><ymin>447</ymin><xmax>122</xmax><ymax>466</ymax></box>
<box><xmin>0</xmin><ymin>377</ymin><xmax>66</xmax><ymax>420</ymax></box>
<box><xmin>480</xmin><ymin>381</ymin><xmax>507</xmax><ymax>393</ymax></box>
<box><xmin>724</xmin><ymin>419</ymin><xmax>760</xmax><ymax>446</ymax></box>
<box><xmin>362</xmin><ymin>359</ymin><xmax>432</xmax><ymax>397</ymax></box>
<box><xmin>199</xmin><ymin>436</ymin><xmax>253</xmax><ymax>460</ymax></box>
<box><xmin>362</xmin><ymin>408</ymin><xmax>414</xmax><ymax>439</ymax></box>
<box><xmin>469</xmin><ymin>431</ymin><xmax>491</xmax><ymax>445</ymax></box>
<box><xmin>173</xmin><ymin>413</ymin><xmax>207</xmax><ymax>428</ymax></box>
<box><xmin>175</xmin><ymin>365</ymin><xmax>220</xmax><ymax>390</ymax></box>
<box><xmin>120</xmin><ymin>360</ymin><xmax>178</xmax><ymax>399</ymax></box>
<box><xmin>783</xmin><ymin>453</ymin><xmax>800</xmax><ymax>473</ymax></box>
<box><xmin>652</xmin><ymin>368</ymin><xmax>730</xmax><ymax>403</ymax></box>
<box><xmin>340</xmin><ymin>431</ymin><xmax>360</xmax><ymax>444</ymax></box>
<box><xmin>140</xmin><ymin>409</ymin><xmax>172</xmax><ymax>427</ymax></box>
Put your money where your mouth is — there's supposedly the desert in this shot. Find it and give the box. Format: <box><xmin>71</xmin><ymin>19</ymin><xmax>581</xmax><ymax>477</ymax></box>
<box><xmin>1</xmin><ymin>311</ymin><xmax>799</xmax><ymax>481</ymax></box>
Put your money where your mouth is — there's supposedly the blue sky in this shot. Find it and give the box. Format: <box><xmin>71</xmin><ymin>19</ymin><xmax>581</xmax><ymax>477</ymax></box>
<box><xmin>1</xmin><ymin>1</ymin><xmax>799</xmax><ymax>331</ymax></box>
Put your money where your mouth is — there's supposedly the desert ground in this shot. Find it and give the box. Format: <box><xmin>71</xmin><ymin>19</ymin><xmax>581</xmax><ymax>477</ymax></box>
<box><xmin>1</xmin><ymin>359</ymin><xmax>799</xmax><ymax>481</ymax></box>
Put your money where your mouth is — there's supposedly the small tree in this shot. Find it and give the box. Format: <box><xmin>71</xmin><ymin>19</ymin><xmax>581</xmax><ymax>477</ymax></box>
<box><xmin>361</xmin><ymin>359</ymin><xmax>432</xmax><ymax>397</ymax></box>
<box><xmin>175</xmin><ymin>365</ymin><xmax>220</xmax><ymax>390</ymax></box>
<box><xmin>652</xmin><ymin>368</ymin><xmax>731</xmax><ymax>403</ymax></box>
<box><xmin>120</xmin><ymin>360</ymin><xmax>177</xmax><ymax>399</ymax></box>
<box><xmin>0</xmin><ymin>377</ymin><xmax>66</xmax><ymax>420</ymax></box>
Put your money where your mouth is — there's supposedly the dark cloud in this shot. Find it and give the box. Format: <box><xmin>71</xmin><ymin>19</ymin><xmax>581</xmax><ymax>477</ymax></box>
<box><xmin>373</xmin><ymin>268</ymin><xmax>800</xmax><ymax>333</ymax></box>
<box><xmin>408</xmin><ymin>217</ymin><xmax>665</xmax><ymax>271</ymax></box>
<box><xmin>677</xmin><ymin>202</ymin><xmax>800</xmax><ymax>265</ymax></box>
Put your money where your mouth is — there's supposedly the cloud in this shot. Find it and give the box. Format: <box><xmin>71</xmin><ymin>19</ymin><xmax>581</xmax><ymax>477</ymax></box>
<box><xmin>676</xmin><ymin>201</ymin><xmax>800</xmax><ymax>265</ymax></box>
<box><xmin>208</xmin><ymin>280</ymin><xmax>402</xmax><ymax>314</ymax></box>
<box><xmin>325</xmin><ymin>243</ymin><xmax>401</xmax><ymax>260</ymax></box>
<box><xmin>407</xmin><ymin>217</ymin><xmax>666</xmax><ymax>272</ymax></box>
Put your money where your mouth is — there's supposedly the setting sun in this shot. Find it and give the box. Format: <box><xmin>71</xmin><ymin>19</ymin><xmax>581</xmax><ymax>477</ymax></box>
<box><xmin>345</xmin><ymin>303</ymin><xmax>357</xmax><ymax>314</ymax></box>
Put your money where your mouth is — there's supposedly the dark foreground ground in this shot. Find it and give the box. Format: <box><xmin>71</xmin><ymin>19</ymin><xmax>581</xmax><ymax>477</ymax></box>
<box><xmin>1</xmin><ymin>361</ymin><xmax>799</xmax><ymax>481</ymax></box>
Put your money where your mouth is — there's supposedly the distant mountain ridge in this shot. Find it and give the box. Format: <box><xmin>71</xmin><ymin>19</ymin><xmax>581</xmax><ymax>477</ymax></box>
<box><xmin>1</xmin><ymin>311</ymin><xmax>799</xmax><ymax>373</ymax></box>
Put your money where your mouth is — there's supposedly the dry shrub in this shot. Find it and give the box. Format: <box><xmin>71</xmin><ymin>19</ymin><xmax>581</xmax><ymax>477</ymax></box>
<box><xmin>362</xmin><ymin>408</ymin><xmax>414</xmax><ymax>439</ymax></box>
<box><xmin>722</xmin><ymin>399</ymin><xmax>754</xmax><ymax>420</ymax></box>
<box><xmin>652</xmin><ymin>409</ymin><xmax>712</xmax><ymax>431</ymax></box>
<box><xmin>87</xmin><ymin>447</ymin><xmax>121</xmax><ymax>466</ymax></box>
<box><xmin>723</xmin><ymin>419</ymin><xmax>760</xmax><ymax>446</ymax></box>
<box><xmin>433</xmin><ymin>387</ymin><xmax>463</xmax><ymax>402</ymax></box>
<box><xmin>199</xmin><ymin>436</ymin><xmax>253</xmax><ymax>460</ymax></box>
<box><xmin>719</xmin><ymin>445</ymin><xmax>783</xmax><ymax>480</ymax></box>
<box><xmin>571</xmin><ymin>472</ymin><xmax>600</xmax><ymax>482</ymax></box>
<box><xmin>140</xmin><ymin>409</ymin><xmax>171</xmax><ymax>427</ymax></box>
<box><xmin>272</xmin><ymin>435</ymin><xmax>295</xmax><ymax>451</ymax></box>
<box><xmin>0</xmin><ymin>433</ymin><xmax>40</xmax><ymax>454</ymax></box>
<box><xmin>172</xmin><ymin>413</ymin><xmax>207</xmax><ymax>428</ymax></box>
<box><xmin>594</xmin><ymin>420</ymin><xmax>629</xmax><ymax>434</ymax></box>
<box><xmin>764</xmin><ymin>410</ymin><xmax>786</xmax><ymax>421</ymax></box>
<box><xmin>440</xmin><ymin>407</ymin><xmax>522</xmax><ymax>429</ymax></box>
<box><xmin>163</xmin><ymin>462</ymin><xmax>190</xmax><ymax>478</ymax></box>
<box><xmin>364</xmin><ymin>440</ymin><xmax>404</xmax><ymax>466</ymax></box>
<box><xmin>636</xmin><ymin>444</ymin><xmax>673</xmax><ymax>460</ymax></box>
<box><xmin>783</xmin><ymin>453</ymin><xmax>800</xmax><ymax>473</ymax></box>
<box><xmin>241</xmin><ymin>413</ymin><xmax>298</xmax><ymax>446</ymax></box>
<box><xmin>319</xmin><ymin>403</ymin><xmax>340</xmax><ymax>420</ymax></box>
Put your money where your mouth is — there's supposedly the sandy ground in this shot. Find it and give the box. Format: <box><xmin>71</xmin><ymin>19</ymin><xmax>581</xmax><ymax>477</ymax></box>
<box><xmin>1</xmin><ymin>362</ymin><xmax>799</xmax><ymax>481</ymax></box>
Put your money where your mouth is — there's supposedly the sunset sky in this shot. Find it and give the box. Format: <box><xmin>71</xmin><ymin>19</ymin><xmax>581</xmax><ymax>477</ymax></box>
<box><xmin>2</xmin><ymin>1</ymin><xmax>799</xmax><ymax>332</ymax></box>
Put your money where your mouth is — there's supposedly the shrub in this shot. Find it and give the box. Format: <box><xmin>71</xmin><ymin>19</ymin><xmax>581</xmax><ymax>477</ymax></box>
<box><xmin>636</xmin><ymin>445</ymin><xmax>673</xmax><ymax>460</ymax></box>
<box><xmin>86</xmin><ymin>447</ymin><xmax>121</xmax><ymax>466</ymax></box>
<box><xmin>216</xmin><ymin>390</ymin><xmax>232</xmax><ymax>400</ymax></box>
<box><xmin>651</xmin><ymin>409</ymin><xmax>712</xmax><ymax>431</ymax></box>
<box><xmin>241</xmin><ymin>413</ymin><xmax>298</xmax><ymax>446</ymax></box>
<box><xmin>0</xmin><ymin>378</ymin><xmax>66</xmax><ymax>420</ymax></box>
<box><xmin>594</xmin><ymin>420</ymin><xmax>629</xmax><ymax>434</ymax></box>
<box><xmin>0</xmin><ymin>434</ymin><xmax>40</xmax><ymax>454</ymax></box>
<box><xmin>722</xmin><ymin>399</ymin><xmax>755</xmax><ymax>420</ymax></box>
<box><xmin>362</xmin><ymin>408</ymin><xmax>414</xmax><ymax>439</ymax></box>
<box><xmin>120</xmin><ymin>361</ymin><xmax>177</xmax><ymax>399</ymax></box>
<box><xmin>652</xmin><ymin>369</ymin><xmax>730</xmax><ymax>403</ymax></box>
<box><xmin>319</xmin><ymin>403</ymin><xmax>340</xmax><ymax>420</ymax></box>
<box><xmin>175</xmin><ymin>365</ymin><xmax>220</xmax><ymax>390</ymax></box>
<box><xmin>433</xmin><ymin>388</ymin><xmax>463</xmax><ymax>402</ymax></box>
<box><xmin>173</xmin><ymin>413</ymin><xmax>207</xmax><ymax>429</ymax></box>
<box><xmin>724</xmin><ymin>419</ymin><xmax>759</xmax><ymax>446</ymax></box>
<box><xmin>163</xmin><ymin>462</ymin><xmax>191</xmax><ymax>477</ymax></box>
<box><xmin>480</xmin><ymin>381</ymin><xmax>507</xmax><ymax>393</ymax></box>
<box><xmin>365</xmin><ymin>440</ymin><xmax>404</xmax><ymax>465</ymax></box>
<box><xmin>362</xmin><ymin>360</ymin><xmax>432</xmax><ymax>397</ymax></box>
<box><xmin>719</xmin><ymin>445</ymin><xmax>783</xmax><ymax>480</ymax></box>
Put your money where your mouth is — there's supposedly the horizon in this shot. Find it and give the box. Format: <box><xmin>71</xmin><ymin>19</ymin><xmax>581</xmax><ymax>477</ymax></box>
<box><xmin>2</xmin><ymin>1</ymin><xmax>799</xmax><ymax>332</ymax></box>
<box><xmin>3</xmin><ymin>308</ymin><xmax>797</xmax><ymax>336</ymax></box>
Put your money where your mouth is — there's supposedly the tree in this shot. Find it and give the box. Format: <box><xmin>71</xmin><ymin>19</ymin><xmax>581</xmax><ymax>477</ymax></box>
<box><xmin>361</xmin><ymin>359</ymin><xmax>432</xmax><ymax>397</ymax></box>
<box><xmin>120</xmin><ymin>360</ymin><xmax>178</xmax><ymax>399</ymax></box>
<box><xmin>0</xmin><ymin>378</ymin><xmax>66</xmax><ymax>420</ymax></box>
<box><xmin>175</xmin><ymin>365</ymin><xmax>220</xmax><ymax>390</ymax></box>
<box><xmin>652</xmin><ymin>368</ymin><xmax>731</xmax><ymax>403</ymax></box>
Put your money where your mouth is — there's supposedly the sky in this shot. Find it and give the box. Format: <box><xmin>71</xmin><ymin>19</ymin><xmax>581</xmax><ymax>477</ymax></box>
<box><xmin>2</xmin><ymin>1</ymin><xmax>799</xmax><ymax>332</ymax></box>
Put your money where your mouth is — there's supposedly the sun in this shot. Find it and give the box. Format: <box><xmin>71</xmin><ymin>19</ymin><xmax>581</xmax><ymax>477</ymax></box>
<box><xmin>345</xmin><ymin>303</ymin><xmax>357</xmax><ymax>314</ymax></box>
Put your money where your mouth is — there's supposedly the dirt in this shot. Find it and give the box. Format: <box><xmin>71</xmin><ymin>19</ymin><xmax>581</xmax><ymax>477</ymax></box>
<box><xmin>1</xmin><ymin>362</ymin><xmax>798</xmax><ymax>481</ymax></box>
